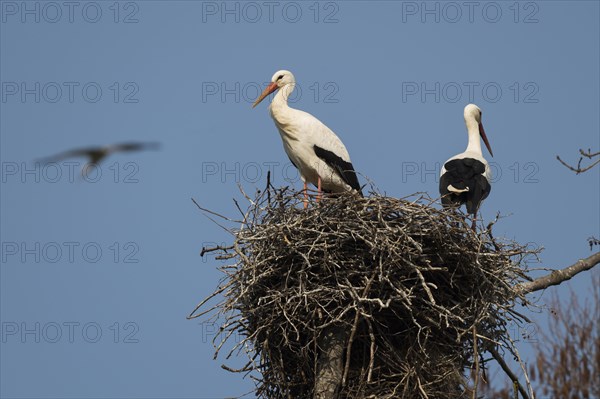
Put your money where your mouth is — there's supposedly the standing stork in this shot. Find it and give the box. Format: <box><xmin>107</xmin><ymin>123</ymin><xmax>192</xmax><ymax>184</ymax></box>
<box><xmin>439</xmin><ymin>104</ymin><xmax>494</xmax><ymax>229</ymax></box>
<box><xmin>252</xmin><ymin>70</ymin><xmax>362</xmax><ymax>207</ymax></box>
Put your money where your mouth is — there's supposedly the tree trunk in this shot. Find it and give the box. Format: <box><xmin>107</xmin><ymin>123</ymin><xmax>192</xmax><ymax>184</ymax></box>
<box><xmin>314</xmin><ymin>327</ymin><xmax>346</xmax><ymax>399</ymax></box>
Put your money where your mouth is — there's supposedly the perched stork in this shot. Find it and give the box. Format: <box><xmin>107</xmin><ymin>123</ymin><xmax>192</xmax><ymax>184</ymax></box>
<box><xmin>252</xmin><ymin>70</ymin><xmax>362</xmax><ymax>207</ymax></box>
<box><xmin>439</xmin><ymin>104</ymin><xmax>493</xmax><ymax>228</ymax></box>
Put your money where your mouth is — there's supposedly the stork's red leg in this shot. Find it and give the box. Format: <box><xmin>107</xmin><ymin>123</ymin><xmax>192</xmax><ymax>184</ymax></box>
<box><xmin>303</xmin><ymin>182</ymin><xmax>308</xmax><ymax>209</ymax></box>
<box><xmin>471</xmin><ymin>213</ymin><xmax>477</xmax><ymax>231</ymax></box>
<box><xmin>316</xmin><ymin>176</ymin><xmax>322</xmax><ymax>203</ymax></box>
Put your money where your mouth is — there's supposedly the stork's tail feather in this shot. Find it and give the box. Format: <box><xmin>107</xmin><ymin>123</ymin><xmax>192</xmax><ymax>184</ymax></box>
<box><xmin>447</xmin><ymin>184</ymin><xmax>470</xmax><ymax>193</ymax></box>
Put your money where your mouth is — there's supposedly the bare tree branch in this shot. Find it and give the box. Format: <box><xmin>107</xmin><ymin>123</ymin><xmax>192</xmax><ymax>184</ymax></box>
<box><xmin>580</xmin><ymin>149</ymin><xmax>600</xmax><ymax>158</ymax></box>
<box><xmin>556</xmin><ymin>147</ymin><xmax>600</xmax><ymax>174</ymax></box>
<box><xmin>489</xmin><ymin>347</ymin><xmax>530</xmax><ymax>399</ymax></box>
<box><xmin>518</xmin><ymin>252</ymin><xmax>600</xmax><ymax>294</ymax></box>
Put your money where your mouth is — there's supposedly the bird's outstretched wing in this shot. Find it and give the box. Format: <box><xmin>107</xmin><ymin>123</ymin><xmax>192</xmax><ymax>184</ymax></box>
<box><xmin>109</xmin><ymin>142</ymin><xmax>161</xmax><ymax>153</ymax></box>
<box><xmin>38</xmin><ymin>147</ymin><xmax>105</xmax><ymax>164</ymax></box>
<box><xmin>313</xmin><ymin>145</ymin><xmax>363</xmax><ymax>196</ymax></box>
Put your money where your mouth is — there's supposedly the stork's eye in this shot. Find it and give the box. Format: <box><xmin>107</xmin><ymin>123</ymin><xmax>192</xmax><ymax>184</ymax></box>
<box><xmin>277</xmin><ymin>75</ymin><xmax>284</xmax><ymax>81</ymax></box>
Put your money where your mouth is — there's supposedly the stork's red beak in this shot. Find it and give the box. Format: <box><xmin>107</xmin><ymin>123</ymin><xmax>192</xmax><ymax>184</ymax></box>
<box><xmin>479</xmin><ymin>122</ymin><xmax>494</xmax><ymax>157</ymax></box>
<box><xmin>252</xmin><ymin>82</ymin><xmax>279</xmax><ymax>108</ymax></box>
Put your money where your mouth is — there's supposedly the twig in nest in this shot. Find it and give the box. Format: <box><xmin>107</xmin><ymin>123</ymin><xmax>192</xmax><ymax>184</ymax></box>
<box><xmin>200</xmin><ymin>244</ymin><xmax>233</xmax><ymax>257</ymax></box>
<box><xmin>471</xmin><ymin>327</ymin><xmax>479</xmax><ymax>399</ymax></box>
<box><xmin>342</xmin><ymin>274</ymin><xmax>375</xmax><ymax>388</ymax></box>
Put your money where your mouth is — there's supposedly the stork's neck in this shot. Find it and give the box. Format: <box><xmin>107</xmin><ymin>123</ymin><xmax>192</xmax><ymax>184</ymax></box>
<box><xmin>269</xmin><ymin>83</ymin><xmax>298</xmax><ymax>129</ymax></box>
<box><xmin>271</xmin><ymin>83</ymin><xmax>295</xmax><ymax>110</ymax></box>
<box><xmin>465</xmin><ymin>118</ymin><xmax>482</xmax><ymax>155</ymax></box>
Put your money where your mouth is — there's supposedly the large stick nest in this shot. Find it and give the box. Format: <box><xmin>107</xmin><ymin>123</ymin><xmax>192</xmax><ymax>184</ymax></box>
<box><xmin>190</xmin><ymin>185</ymin><xmax>540</xmax><ymax>399</ymax></box>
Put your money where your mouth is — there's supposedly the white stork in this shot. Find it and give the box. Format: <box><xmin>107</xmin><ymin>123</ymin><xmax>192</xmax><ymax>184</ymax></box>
<box><xmin>252</xmin><ymin>70</ymin><xmax>362</xmax><ymax>207</ymax></box>
<box><xmin>439</xmin><ymin>104</ymin><xmax>494</xmax><ymax>227</ymax></box>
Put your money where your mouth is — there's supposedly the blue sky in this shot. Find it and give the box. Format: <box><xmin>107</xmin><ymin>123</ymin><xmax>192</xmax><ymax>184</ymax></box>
<box><xmin>1</xmin><ymin>1</ymin><xmax>599</xmax><ymax>398</ymax></box>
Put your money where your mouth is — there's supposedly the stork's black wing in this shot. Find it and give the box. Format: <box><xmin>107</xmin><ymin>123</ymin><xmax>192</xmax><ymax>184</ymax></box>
<box><xmin>313</xmin><ymin>145</ymin><xmax>363</xmax><ymax>196</ymax></box>
<box><xmin>439</xmin><ymin>158</ymin><xmax>490</xmax><ymax>214</ymax></box>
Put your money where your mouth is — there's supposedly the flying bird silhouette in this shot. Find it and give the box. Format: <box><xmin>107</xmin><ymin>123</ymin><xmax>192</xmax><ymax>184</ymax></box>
<box><xmin>38</xmin><ymin>142</ymin><xmax>161</xmax><ymax>178</ymax></box>
<box><xmin>40</xmin><ymin>142</ymin><xmax>161</xmax><ymax>166</ymax></box>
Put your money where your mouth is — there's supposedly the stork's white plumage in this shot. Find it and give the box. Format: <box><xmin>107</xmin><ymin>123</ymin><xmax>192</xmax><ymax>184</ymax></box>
<box><xmin>253</xmin><ymin>70</ymin><xmax>362</xmax><ymax>206</ymax></box>
<box><xmin>439</xmin><ymin>104</ymin><xmax>494</xmax><ymax>224</ymax></box>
